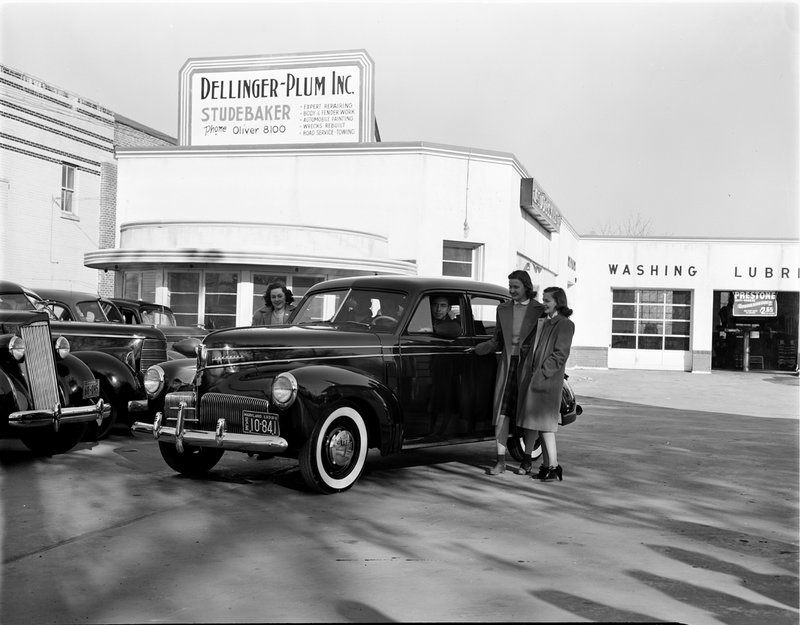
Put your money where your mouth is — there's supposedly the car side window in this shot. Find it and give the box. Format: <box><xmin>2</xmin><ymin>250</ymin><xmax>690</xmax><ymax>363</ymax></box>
<box><xmin>469</xmin><ymin>295</ymin><xmax>506</xmax><ymax>336</ymax></box>
<box><xmin>406</xmin><ymin>294</ymin><xmax>463</xmax><ymax>338</ymax></box>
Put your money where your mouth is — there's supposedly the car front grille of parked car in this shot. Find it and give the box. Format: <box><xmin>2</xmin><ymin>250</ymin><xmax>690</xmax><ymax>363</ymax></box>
<box><xmin>198</xmin><ymin>392</ymin><xmax>272</xmax><ymax>434</ymax></box>
<box><xmin>20</xmin><ymin>321</ymin><xmax>60</xmax><ymax>410</ymax></box>
<box><xmin>140</xmin><ymin>337</ymin><xmax>168</xmax><ymax>373</ymax></box>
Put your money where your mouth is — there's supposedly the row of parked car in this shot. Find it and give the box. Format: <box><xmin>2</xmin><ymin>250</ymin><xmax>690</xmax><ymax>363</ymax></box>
<box><xmin>0</xmin><ymin>281</ymin><xmax>207</xmax><ymax>448</ymax></box>
<box><xmin>2</xmin><ymin>276</ymin><xmax>582</xmax><ymax>494</ymax></box>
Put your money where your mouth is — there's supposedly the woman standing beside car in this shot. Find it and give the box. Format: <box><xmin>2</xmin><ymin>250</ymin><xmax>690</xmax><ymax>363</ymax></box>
<box><xmin>520</xmin><ymin>286</ymin><xmax>575</xmax><ymax>482</ymax></box>
<box><xmin>474</xmin><ymin>270</ymin><xmax>545</xmax><ymax>475</ymax></box>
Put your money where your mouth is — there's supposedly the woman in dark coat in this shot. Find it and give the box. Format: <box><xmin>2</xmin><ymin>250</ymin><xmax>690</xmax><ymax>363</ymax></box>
<box><xmin>519</xmin><ymin>286</ymin><xmax>575</xmax><ymax>482</ymax></box>
<box><xmin>252</xmin><ymin>281</ymin><xmax>295</xmax><ymax>326</ymax></box>
<box><xmin>474</xmin><ymin>270</ymin><xmax>544</xmax><ymax>475</ymax></box>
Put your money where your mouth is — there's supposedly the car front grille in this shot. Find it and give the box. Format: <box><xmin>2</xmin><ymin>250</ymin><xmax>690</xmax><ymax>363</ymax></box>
<box><xmin>141</xmin><ymin>337</ymin><xmax>168</xmax><ymax>373</ymax></box>
<box><xmin>20</xmin><ymin>321</ymin><xmax>60</xmax><ymax>410</ymax></box>
<box><xmin>199</xmin><ymin>392</ymin><xmax>271</xmax><ymax>434</ymax></box>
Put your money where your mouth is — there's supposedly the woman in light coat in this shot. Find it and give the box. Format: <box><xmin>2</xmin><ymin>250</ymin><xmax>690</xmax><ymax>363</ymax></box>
<box><xmin>474</xmin><ymin>270</ymin><xmax>544</xmax><ymax>475</ymax></box>
<box><xmin>519</xmin><ymin>286</ymin><xmax>575</xmax><ymax>482</ymax></box>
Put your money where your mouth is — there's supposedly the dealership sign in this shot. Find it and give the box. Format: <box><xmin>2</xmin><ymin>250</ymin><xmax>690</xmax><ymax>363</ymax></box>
<box><xmin>733</xmin><ymin>291</ymin><xmax>777</xmax><ymax>317</ymax></box>
<box><xmin>178</xmin><ymin>50</ymin><xmax>375</xmax><ymax>146</ymax></box>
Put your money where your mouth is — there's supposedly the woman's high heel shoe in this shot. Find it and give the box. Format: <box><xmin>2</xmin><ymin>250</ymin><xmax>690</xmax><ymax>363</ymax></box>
<box><xmin>531</xmin><ymin>465</ymin><xmax>549</xmax><ymax>480</ymax></box>
<box><xmin>541</xmin><ymin>465</ymin><xmax>563</xmax><ymax>482</ymax></box>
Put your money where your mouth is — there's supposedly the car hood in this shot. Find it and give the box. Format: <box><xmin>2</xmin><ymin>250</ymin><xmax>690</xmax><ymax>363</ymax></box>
<box><xmin>205</xmin><ymin>324</ymin><xmax>386</xmax><ymax>349</ymax></box>
<box><xmin>159</xmin><ymin>325</ymin><xmax>209</xmax><ymax>341</ymax></box>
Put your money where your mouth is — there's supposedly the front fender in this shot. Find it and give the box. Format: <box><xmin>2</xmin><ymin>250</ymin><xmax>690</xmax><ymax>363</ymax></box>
<box><xmin>71</xmin><ymin>350</ymin><xmax>141</xmax><ymax>416</ymax></box>
<box><xmin>0</xmin><ymin>366</ymin><xmax>26</xmax><ymax>430</ymax></box>
<box><xmin>56</xmin><ymin>353</ymin><xmax>100</xmax><ymax>407</ymax></box>
<box><xmin>148</xmin><ymin>358</ymin><xmax>196</xmax><ymax>417</ymax></box>
<box><xmin>288</xmin><ymin>365</ymin><xmax>403</xmax><ymax>455</ymax></box>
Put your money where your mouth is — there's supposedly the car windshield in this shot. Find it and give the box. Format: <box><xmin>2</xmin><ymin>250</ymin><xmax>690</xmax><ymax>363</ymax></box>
<box><xmin>0</xmin><ymin>293</ymin><xmax>36</xmax><ymax>311</ymax></box>
<box><xmin>75</xmin><ymin>300</ymin><xmax>109</xmax><ymax>322</ymax></box>
<box><xmin>141</xmin><ymin>306</ymin><xmax>177</xmax><ymax>326</ymax></box>
<box><xmin>292</xmin><ymin>288</ymin><xmax>408</xmax><ymax>332</ymax></box>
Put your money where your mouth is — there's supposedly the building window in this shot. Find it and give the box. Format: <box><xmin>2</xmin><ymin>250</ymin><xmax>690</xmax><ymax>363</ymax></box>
<box><xmin>61</xmin><ymin>163</ymin><xmax>75</xmax><ymax>214</ymax></box>
<box><xmin>122</xmin><ymin>271</ymin><xmax>156</xmax><ymax>302</ymax></box>
<box><xmin>442</xmin><ymin>241</ymin><xmax>483</xmax><ymax>279</ymax></box>
<box><xmin>168</xmin><ymin>272</ymin><xmax>201</xmax><ymax>326</ymax></box>
<box><xmin>611</xmin><ymin>289</ymin><xmax>692</xmax><ymax>350</ymax></box>
<box><xmin>204</xmin><ymin>272</ymin><xmax>238</xmax><ymax>330</ymax></box>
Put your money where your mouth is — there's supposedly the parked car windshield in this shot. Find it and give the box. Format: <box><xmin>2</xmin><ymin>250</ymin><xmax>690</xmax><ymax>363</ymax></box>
<box><xmin>0</xmin><ymin>293</ymin><xmax>35</xmax><ymax>311</ymax></box>
<box><xmin>292</xmin><ymin>288</ymin><xmax>408</xmax><ymax>331</ymax></box>
<box><xmin>140</xmin><ymin>306</ymin><xmax>178</xmax><ymax>326</ymax></box>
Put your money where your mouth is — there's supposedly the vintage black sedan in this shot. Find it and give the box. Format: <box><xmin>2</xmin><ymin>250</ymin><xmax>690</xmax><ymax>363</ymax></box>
<box><xmin>0</xmin><ymin>290</ymin><xmax>109</xmax><ymax>455</ymax></box>
<box><xmin>135</xmin><ymin>276</ymin><xmax>552</xmax><ymax>493</ymax></box>
<box><xmin>2</xmin><ymin>282</ymin><xmax>168</xmax><ymax>439</ymax></box>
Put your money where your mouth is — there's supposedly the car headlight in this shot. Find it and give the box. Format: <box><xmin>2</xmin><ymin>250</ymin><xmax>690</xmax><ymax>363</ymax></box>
<box><xmin>54</xmin><ymin>336</ymin><xmax>70</xmax><ymax>360</ymax></box>
<box><xmin>144</xmin><ymin>365</ymin><xmax>165</xmax><ymax>398</ymax></box>
<box><xmin>271</xmin><ymin>372</ymin><xmax>298</xmax><ymax>409</ymax></box>
<box><xmin>9</xmin><ymin>336</ymin><xmax>25</xmax><ymax>361</ymax></box>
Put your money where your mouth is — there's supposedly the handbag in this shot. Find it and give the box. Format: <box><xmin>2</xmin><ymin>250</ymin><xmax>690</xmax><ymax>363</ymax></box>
<box><xmin>559</xmin><ymin>374</ymin><xmax>583</xmax><ymax>426</ymax></box>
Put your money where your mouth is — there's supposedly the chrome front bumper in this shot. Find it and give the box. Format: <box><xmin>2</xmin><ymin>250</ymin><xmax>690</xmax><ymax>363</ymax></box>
<box><xmin>9</xmin><ymin>398</ymin><xmax>111</xmax><ymax>430</ymax></box>
<box><xmin>132</xmin><ymin>404</ymin><xmax>288</xmax><ymax>455</ymax></box>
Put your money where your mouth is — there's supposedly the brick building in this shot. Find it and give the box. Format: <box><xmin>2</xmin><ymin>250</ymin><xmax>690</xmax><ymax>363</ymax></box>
<box><xmin>0</xmin><ymin>64</ymin><xmax>174</xmax><ymax>295</ymax></box>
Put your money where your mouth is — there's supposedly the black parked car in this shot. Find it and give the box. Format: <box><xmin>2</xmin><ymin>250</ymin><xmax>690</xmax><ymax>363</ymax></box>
<box><xmin>134</xmin><ymin>276</ymin><xmax>580</xmax><ymax>493</ymax></box>
<box><xmin>0</xmin><ymin>289</ymin><xmax>109</xmax><ymax>455</ymax></box>
<box><xmin>109</xmin><ymin>298</ymin><xmax>208</xmax><ymax>358</ymax></box>
<box><xmin>33</xmin><ymin>288</ymin><xmax>124</xmax><ymax>324</ymax></box>
<box><xmin>2</xmin><ymin>282</ymin><xmax>168</xmax><ymax>440</ymax></box>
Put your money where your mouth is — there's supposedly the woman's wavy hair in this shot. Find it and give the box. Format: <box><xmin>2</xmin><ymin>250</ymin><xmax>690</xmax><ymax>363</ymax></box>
<box><xmin>543</xmin><ymin>286</ymin><xmax>573</xmax><ymax>318</ymax></box>
<box><xmin>507</xmin><ymin>270</ymin><xmax>537</xmax><ymax>300</ymax></box>
<box><xmin>264</xmin><ymin>281</ymin><xmax>294</xmax><ymax>309</ymax></box>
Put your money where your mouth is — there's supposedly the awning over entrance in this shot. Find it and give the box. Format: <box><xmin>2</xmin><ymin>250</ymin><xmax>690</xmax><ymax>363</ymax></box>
<box><xmin>84</xmin><ymin>221</ymin><xmax>418</xmax><ymax>276</ymax></box>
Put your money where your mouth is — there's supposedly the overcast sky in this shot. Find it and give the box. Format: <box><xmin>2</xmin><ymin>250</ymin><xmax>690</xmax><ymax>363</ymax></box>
<box><xmin>2</xmin><ymin>0</ymin><xmax>798</xmax><ymax>238</ymax></box>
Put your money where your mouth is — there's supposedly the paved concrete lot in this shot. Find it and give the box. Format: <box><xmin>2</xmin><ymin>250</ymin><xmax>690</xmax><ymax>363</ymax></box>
<box><xmin>1</xmin><ymin>369</ymin><xmax>797</xmax><ymax>624</ymax></box>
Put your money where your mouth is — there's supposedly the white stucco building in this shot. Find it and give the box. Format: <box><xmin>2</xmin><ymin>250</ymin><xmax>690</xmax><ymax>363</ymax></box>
<box><xmin>3</xmin><ymin>53</ymin><xmax>797</xmax><ymax>374</ymax></box>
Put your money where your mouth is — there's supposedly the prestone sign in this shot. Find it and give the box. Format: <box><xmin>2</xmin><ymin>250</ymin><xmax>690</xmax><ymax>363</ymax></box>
<box><xmin>178</xmin><ymin>50</ymin><xmax>375</xmax><ymax>146</ymax></box>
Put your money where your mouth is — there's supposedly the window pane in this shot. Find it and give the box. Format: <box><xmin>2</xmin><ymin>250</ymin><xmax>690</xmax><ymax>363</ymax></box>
<box><xmin>169</xmin><ymin>272</ymin><xmax>200</xmax><ymax>293</ymax></box>
<box><xmin>442</xmin><ymin>261</ymin><xmax>472</xmax><ymax>277</ymax></box>
<box><xmin>123</xmin><ymin>273</ymin><xmax>140</xmax><ymax>300</ymax></box>
<box><xmin>168</xmin><ymin>272</ymin><xmax>200</xmax><ymax>325</ymax></box>
<box><xmin>205</xmin><ymin>272</ymin><xmax>237</xmax><ymax>293</ymax></box>
<box><xmin>611</xmin><ymin>319</ymin><xmax>635</xmax><ymax>333</ymax></box>
<box><xmin>665</xmin><ymin>321</ymin><xmax>691</xmax><ymax>336</ymax></box>
<box><xmin>611</xmin><ymin>335</ymin><xmax>636</xmax><ymax>349</ymax></box>
<box><xmin>638</xmin><ymin>336</ymin><xmax>663</xmax><ymax>350</ymax></box>
<box><xmin>665</xmin><ymin>337</ymin><xmax>690</xmax><ymax>350</ymax></box>
<box><xmin>612</xmin><ymin>304</ymin><xmax>635</xmax><ymax>318</ymax></box>
<box><xmin>443</xmin><ymin>246</ymin><xmax>472</xmax><ymax>262</ymax></box>
<box><xmin>291</xmin><ymin>276</ymin><xmax>325</xmax><ymax>298</ymax></box>
<box><xmin>612</xmin><ymin>290</ymin><xmax>635</xmax><ymax>303</ymax></box>
<box><xmin>639</xmin><ymin>290</ymin><xmax>664</xmax><ymax>303</ymax></box>
<box><xmin>638</xmin><ymin>321</ymin><xmax>663</xmax><ymax>335</ymax></box>
<box><xmin>470</xmin><ymin>296</ymin><xmax>505</xmax><ymax>335</ymax></box>
<box><xmin>668</xmin><ymin>291</ymin><xmax>692</xmax><ymax>305</ymax></box>
<box><xmin>638</xmin><ymin>305</ymin><xmax>663</xmax><ymax>320</ymax></box>
<box><xmin>667</xmin><ymin>306</ymin><xmax>691</xmax><ymax>320</ymax></box>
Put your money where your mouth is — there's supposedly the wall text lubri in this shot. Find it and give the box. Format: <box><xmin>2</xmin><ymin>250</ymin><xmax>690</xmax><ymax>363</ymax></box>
<box><xmin>608</xmin><ymin>264</ymin><xmax>800</xmax><ymax>278</ymax></box>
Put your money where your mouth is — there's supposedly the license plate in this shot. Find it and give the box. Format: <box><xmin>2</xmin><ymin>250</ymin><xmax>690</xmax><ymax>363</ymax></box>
<box><xmin>242</xmin><ymin>410</ymin><xmax>280</xmax><ymax>436</ymax></box>
<box><xmin>83</xmin><ymin>379</ymin><xmax>100</xmax><ymax>399</ymax></box>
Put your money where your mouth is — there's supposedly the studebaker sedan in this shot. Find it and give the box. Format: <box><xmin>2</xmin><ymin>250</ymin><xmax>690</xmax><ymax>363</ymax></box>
<box><xmin>134</xmin><ymin>276</ymin><xmax>565</xmax><ymax>493</ymax></box>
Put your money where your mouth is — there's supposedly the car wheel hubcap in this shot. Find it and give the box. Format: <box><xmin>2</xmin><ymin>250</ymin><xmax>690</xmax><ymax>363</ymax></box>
<box><xmin>327</xmin><ymin>427</ymin><xmax>355</xmax><ymax>466</ymax></box>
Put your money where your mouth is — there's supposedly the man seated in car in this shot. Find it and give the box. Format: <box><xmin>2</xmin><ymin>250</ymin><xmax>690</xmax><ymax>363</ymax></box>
<box><xmin>430</xmin><ymin>295</ymin><xmax>462</xmax><ymax>339</ymax></box>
